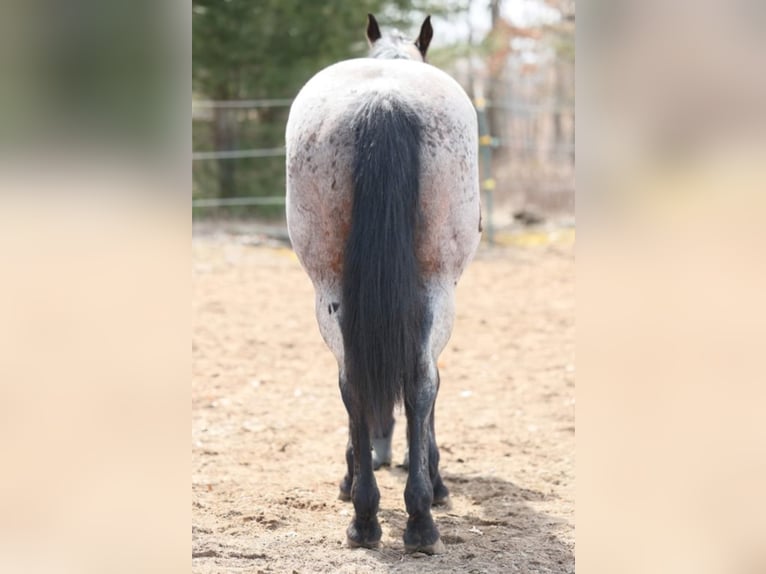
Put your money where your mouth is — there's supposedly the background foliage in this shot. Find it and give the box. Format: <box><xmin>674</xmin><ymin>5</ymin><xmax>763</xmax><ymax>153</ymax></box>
<box><xmin>192</xmin><ymin>1</ymin><xmax>458</xmax><ymax>217</ymax></box>
<box><xmin>192</xmin><ymin>1</ymin><xmax>575</xmax><ymax>222</ymax></box>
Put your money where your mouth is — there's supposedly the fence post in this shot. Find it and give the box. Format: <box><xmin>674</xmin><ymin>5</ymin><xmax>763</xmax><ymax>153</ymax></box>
<box><xmin>474</xmin><ymin>98</ymin><xmax>495</xmax><ymax>246</ymax></box>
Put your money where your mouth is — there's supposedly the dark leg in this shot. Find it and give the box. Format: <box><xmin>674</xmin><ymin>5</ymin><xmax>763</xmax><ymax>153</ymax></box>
<box><xmin>340</xmin><ymin>399</ymin><xmax>393</xmax><ymax>499</ymax></box>
<box><xmin>338</xmin><ymin>431</ymin><xmax>354</xmax><ymax>501</ymax></box>
<box><xmin>372</xmin><ymin>411</ymin><xmax>395</xmax><ymax>470</ymax></box>
<box><xmin>342</xmin><ymin>402</ymin><xmax>393</xmax><ymax>500</ymax></box>
<box><xmin>428</xmin><ymin>376</ymin><xmax>450</xmax><ymax>506</ymax></box>
<box><xmin>338</xmin><ymin>377</ymin><xmax>353</xmax><ymax>501</ymax></box>
<box><xmin>403</xmin><ymin>361</ymin><xmax>444</xmax><ymax>554</ymax></box>
<box><xmin>400</xmin><ymin>371</ymin><xmax>449</xmax><ymax>506</ymax></box>
<box><xmin>340</xmin><ymin>380</ymin><xmax>382</xmax><ymax>548</ymax></box>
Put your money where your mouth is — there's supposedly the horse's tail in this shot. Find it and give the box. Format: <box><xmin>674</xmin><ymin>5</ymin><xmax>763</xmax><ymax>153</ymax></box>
<box><xmin>340</xmin><ymin>96</ymin><xmax>425</xmax><ymax>431</ymax></box>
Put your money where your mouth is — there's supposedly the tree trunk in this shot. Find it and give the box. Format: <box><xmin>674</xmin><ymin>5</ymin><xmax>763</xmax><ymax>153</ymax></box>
<box><xmin>552</xmin><ymin>60</ymin><xmax>565</xmax><ymax>163</ymax></box>
<box><xmin>570</xmin><ymin>110</ymin><xmax>575</xmax><ymax>165</ymax></box>
<box><xmin>487</xmin><ymin>0</ymin><xmax>503</xmax><ymax>143</ymax></box>
<box><xmin>466</xmin><ymin>0</ymin><xmax>475</xmax><ymax>101</ymax></box>
<box><xmin>213</xmin><ymin>105</ymin><xmax>238</xmax><ymax>199</ymax></box>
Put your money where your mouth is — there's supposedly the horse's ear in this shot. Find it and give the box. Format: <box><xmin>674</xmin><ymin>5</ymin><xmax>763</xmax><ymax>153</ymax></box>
<box><xmin>367</xmin><ymin>13</ymin><xmax>382</xmax><ymax>45</ymax></box>
<box><xmin>415</xmin><ymin>15</ymin><xmax>433</xmax><ymax>59</ymax></box>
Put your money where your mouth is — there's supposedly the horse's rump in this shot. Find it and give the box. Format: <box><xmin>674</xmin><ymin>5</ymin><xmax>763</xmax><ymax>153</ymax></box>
<box><xmin>286</xmin><ymin>58</ymin><xmax>480</xmax><ymax>283</ymax></box>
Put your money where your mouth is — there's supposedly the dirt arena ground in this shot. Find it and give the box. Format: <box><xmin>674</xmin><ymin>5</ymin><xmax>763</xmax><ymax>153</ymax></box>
<box><xmin>192</xmin><ymin>228</ymin><xmax>575</xmax><ymax>573</ymax></box>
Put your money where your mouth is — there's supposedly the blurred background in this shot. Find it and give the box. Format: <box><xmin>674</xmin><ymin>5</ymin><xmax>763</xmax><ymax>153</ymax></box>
<box><xmin>192</xmin><ymin>0</ymin><xmax>575</xmax><ymax>239</ymax></box>
<box><xmin>3</xmin><ymin>0</ymin><xmax>765</xmax><ymax>570</ymax></box>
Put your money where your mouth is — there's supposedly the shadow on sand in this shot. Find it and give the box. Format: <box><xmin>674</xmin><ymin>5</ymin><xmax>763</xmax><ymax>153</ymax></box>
<box><xmin>364</xmin><ymin>466</ymin><xmax>574</xmax><ymax>573</ymax></box>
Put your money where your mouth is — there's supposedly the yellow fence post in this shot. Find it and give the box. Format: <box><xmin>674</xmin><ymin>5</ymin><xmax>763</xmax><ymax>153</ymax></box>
<box><xmin>474</xmin><ymin>97</ymin><xmax>495</xmax><ymax>246</ymax></box>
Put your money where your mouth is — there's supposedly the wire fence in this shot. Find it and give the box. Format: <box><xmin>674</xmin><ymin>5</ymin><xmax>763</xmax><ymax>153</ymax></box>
<box><xmin>192</xmin><ymin>148</ymin><xmax>286</xmax><ymax>161</ymax></box>
<box><xmin>192</xmin><ymin>95</ymin><xmax>575</xmax><ymax>241</ymax></box>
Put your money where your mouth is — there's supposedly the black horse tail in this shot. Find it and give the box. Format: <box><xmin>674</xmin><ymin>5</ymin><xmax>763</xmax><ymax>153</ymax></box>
<box><xmin>341</xmin><ymin>96</ymin><xmax>425</xmax><ymax>432</ymax></box>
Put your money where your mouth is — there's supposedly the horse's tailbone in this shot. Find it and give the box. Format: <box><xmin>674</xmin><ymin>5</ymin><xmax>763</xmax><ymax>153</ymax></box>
<box><xmin>341</xmin><ymin>96</ymin><xmax>425</xmax><ymax>432</ymax></box>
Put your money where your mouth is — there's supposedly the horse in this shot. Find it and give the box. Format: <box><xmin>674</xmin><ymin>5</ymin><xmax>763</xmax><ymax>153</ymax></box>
<box><xmin>285</xmin><ymin>14</ymin><xmax>481</xmax><ymax>554</ymax></box>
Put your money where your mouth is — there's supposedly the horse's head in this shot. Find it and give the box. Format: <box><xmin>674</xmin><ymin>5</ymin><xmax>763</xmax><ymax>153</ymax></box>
<box><xmin>366</xmin><ymin>14</ymin><xmax>433</xmax><ymax>62</ymax></box>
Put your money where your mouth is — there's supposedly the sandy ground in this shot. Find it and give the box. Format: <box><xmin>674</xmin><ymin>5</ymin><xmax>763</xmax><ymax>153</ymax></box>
<box><xmin>192</xmin><ymin>230</ymin><xmax>575</xmax><ymax>573</ymax></box>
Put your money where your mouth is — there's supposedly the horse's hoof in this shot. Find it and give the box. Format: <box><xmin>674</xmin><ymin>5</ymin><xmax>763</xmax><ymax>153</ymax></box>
<box><xmin>405</xmin><ymin>537</ymin><xmax>446</xmax><ymax>555</ymax></box>
<box><xmin>433</xmin><ymin>483</ymin><xmax>450</xmax><ymax>507</ymax></box>
<box><xmin>346</xmin><ymin>535</ymin><xmax>381</xmax><ymax>549</ymax></box>
<box><xmin>346</xmin><ymin>520</ymin><xmax>381</xmax><ymax>549</ymax></box>
<box><xmin>338</xmin><ymin>489</ymin><xmax>351</xmax><ymax>502</ymax></box>
<box><xmin>403</xmin><ymin>519</ymin><xmax>441</xmax><ymax>554</ymax></box>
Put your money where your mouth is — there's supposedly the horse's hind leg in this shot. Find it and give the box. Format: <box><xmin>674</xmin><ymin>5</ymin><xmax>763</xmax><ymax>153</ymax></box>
<box><xmin>338</xmin><ymin>433</ymin><xmax>353</xmax><ymax>501</ymax></box>
<box><xmin>403</xmin><ymin>358</ymin><xmax>445</xmax><ymax>554</ymax></box>
<box><xmin>428</xmin><ymin>370</ymin><xmax>450</xmax><ymax>507</ymax></box>
<box><xmin>338</xmin><ymin>376</ymin><xmax>354</xmax><ymax>501</ymax></box>
<box><xmin>339</xmin><ymin>378</ymin><xmax>382</xmax><ymax>548</ymax></box>
<box><xmin>399</xmin><ymin>379</ymin><xmax>450</xmax><ymax>506</ymax></box>
<box><xmin>340</xmin><ymin>403</ymin><xmax>393</xmax><ymax>501</ymax></box>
